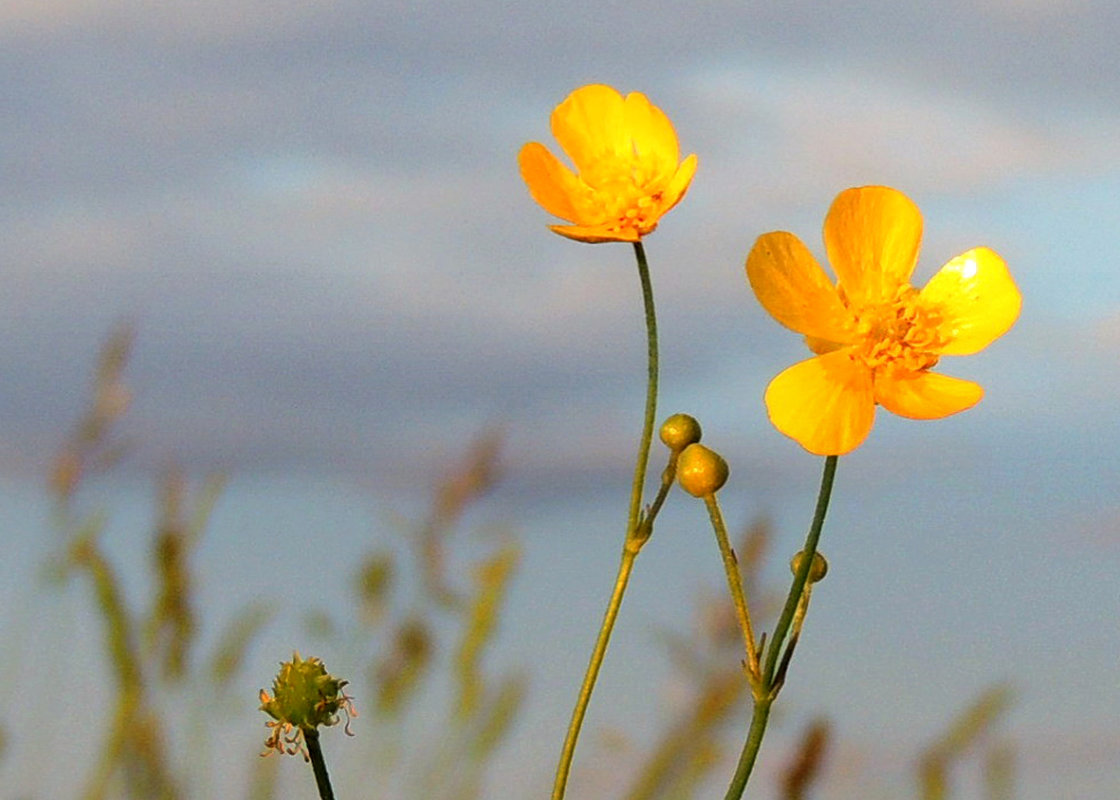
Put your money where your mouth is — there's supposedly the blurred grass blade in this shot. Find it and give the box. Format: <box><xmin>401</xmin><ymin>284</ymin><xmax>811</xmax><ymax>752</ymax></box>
<box><xmin>454</xmin><ymin>543</ymin><xmax>519</xmax><ymax>720</ymax></box>
<box><xmin>780</xmin><ymin>718</ymin><xmax>830</xmax><ymax>800</ymax></box>
<box><xmin>919</xmin><ymin>684</ymin><xmax>1013</xmax><ymax>800</ymax></box>
<box><xmin>210</xmin><ymin>603</ymin><xmax>276</xmax><ymax>687</ymax></box>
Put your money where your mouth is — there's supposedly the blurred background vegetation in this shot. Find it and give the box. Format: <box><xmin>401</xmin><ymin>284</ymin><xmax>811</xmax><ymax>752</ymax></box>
<box><xmin>5</xmin><ymin>326</ymin><xmax>1014</xmax><ymax>799</ymax></box>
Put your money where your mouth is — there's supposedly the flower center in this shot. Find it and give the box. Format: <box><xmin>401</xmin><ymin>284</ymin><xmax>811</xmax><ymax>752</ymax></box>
<box><xmin>580</xmin><ymin>160</ymin><xmax>665</xmax><ymax>236</ymax></box>
<box><xmin>849</xmin><ymin>284</ymin><xmax>946</xmax><ymax>374</ymax></box>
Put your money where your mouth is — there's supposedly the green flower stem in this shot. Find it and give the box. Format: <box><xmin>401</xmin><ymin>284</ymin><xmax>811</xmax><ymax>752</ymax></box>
<box><xmin>626</xmin><ymin>241</ymin><xmax>658</xmax><ymax>539</ymax></box>
<box><xmin>723</xmin><ymin>695</ymin><xmax>772</xmax><ymax>800</ymax></box>
<box><xmin>551</xmin><ymin>241</ymin><xmax>660</xmax><ymax>800</ymax></box>
<box><xmin>723</xmin><ymin>455</ymin><xmax>839</xmax><ymax>800</ymax></box>
<box><xmin>702</xmin><ymin>493</ymin><xmax>760</xmax><ymax>680</ymax></box>
<box><xmin>551</xmin><ymin>547</ymin><xmax>638</xmax><ymax>800</ymax></box>
<box><xmin>761</xmin><ymin>455</ymin><xmax>838</xmax><ymax>686</ymax></box>
<box><xmin>304</xmin><ymin>728</ymin><xmax>336</xmax><ymax>800</ymax></box>
<box><xmin>635</xmin><ymin>451</ymin><xmax>678</xmax><ymax>543</ymax></box>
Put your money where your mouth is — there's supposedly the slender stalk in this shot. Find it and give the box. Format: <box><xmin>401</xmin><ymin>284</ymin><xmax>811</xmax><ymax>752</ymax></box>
<box><xmin>762</xmin><ymin>455</ymin><xmax>838</xmax><ymax>685</ymax></box>
<box><xmin>551</xmin><ymin>548</ymin><xmax>638</xmax><ymax>799</ymax></box>
<box><xmin>723</xmin><ymin>455</ymin><xmax>839</xmax><ymax>800</ymax></box>
<box><xmin>626</xmin><ymin>241</ymin><xmax>659</xmax><ymax>537</ymax></box>
<box><xmin>551</xmin><ymin>241</ymin><xmax>660</xmax><ymax>800</ymax></box>
<box><xmin>702</xmin><ymin>493</ymin><xmax>760</xmax><ymax>680</ymax></box>
<box><xmin>723</xmin><ymin>696</ymin><xmax>773</xmax><ymax>800</ymax></box>
<box><xmin>635</xmin><ymin>451</ymin><xmax>678</xmax><ymax>544</ymax></box>
<box><xmin>304</xmin><ymin>728</ymin><xmax>336</xmax><ymax>800</ymax></box>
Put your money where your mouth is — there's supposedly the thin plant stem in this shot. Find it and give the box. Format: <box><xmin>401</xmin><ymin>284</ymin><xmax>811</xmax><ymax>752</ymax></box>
<box><xmin>702</xmin><ymin>493</ymin><xmax>760</xmax><ymax>680</ymax></box>
<box><xmin>635</xmin><ymin>451</ymin><xmax>678</xmax><ymax>543</ymax></box>
<box><xmin>551</xmin><ymin>241</ymin><xmax>660</xmax><ymax>800</ymax></box>
<box><xmin>762</xmin><ymin>455</ymin><xmax>838</xmax><ymax>685</ymax></box>
<box><xmin>723</xmin><ymin>455</ymin><xmax>839</xmax><ymax>800</ymax></box>
<box><xmin>626</xmin><ymin>240</ymin><xmax>659</xmax><ymax>536</ymax></box>
<box><xmin>723</xmin><ymin>696</ymin><xmax>773</xmax><ymax>800</ymax></box>
<box><xmin>304</xmin><ymin>728</ymin><xmax>336</xmax><ymax>800</ymax></box>
<box><xmin>551</xmin><ymin>548</ymin><xmax>638</xmax><ymax>800</ymax></box>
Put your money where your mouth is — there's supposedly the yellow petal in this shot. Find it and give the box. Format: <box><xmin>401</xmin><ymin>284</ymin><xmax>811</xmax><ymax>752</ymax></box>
<box><xmin>764</xmin><ymin>350</ymin><xmax>876</xmax><ymax>456</ymax></box>
<box><xmin>548</xmin><ymin>223</ymin><xmax>639</xmax><ymax>244</ymax></box>
<box><xmin>746</xmin><ymin>231</ymin><xmax>856</xmax><ymax>341</ymax></box>
<box><xmin>518</xmin><ymin>142</ymin><xmax>583</xmax><ymax>223</ymax></box>
<box><xmin>623</xmin><ymin>90</ymin><xmax>680</xmax><ymax>184</ymax></box>
<box><xmin>550</xmin><ymin>84</ymin><xmax>628</xmax><ymax>178</ymax></box>
<box><xmin>919</xmin><ymin>247</ymin><xmax>1022</xmax><ymax>356</ymax></box>
<box><xmin>824</xmin><ymin>186</ymin><xmax>923</xmax><ymax>304</ymax></box>
<box><xmin>659</xmin><ymin>153</ymin><xmax>698</xmax><ymax>216</ymax></box>
<box><xmin>874</xmin><ymin>370</ymin><xmax>983</xmax><ymax>419</ymax></box>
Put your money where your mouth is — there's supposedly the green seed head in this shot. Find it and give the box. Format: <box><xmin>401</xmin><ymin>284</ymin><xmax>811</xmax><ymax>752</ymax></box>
<box><xmin>260</xmin><ymin>652</ymin><xmax>356</xmax><ymax>758</ymax></box>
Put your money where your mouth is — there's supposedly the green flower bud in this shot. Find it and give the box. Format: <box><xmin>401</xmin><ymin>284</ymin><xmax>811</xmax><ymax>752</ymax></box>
<box><xmin>659</xmin><ymin>413</ymin><xmax>702</xmax><ymax>452</ymax></box>
<box><xmin>790</xmin><ymin>550</ymin><xmax>828</xmax><ymax>583</ymax></box>
<box><xmin>677</xmin><ymin>443</ymin><xmax>729</xmax><ymax>497</ymax></box>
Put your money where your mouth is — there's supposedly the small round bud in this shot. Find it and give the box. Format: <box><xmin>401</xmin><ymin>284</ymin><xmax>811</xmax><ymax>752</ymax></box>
<box><xmin>676</xmin><ymin>443</ymin><xmax>729</xmax><ymax>497</ymax></box>
<box><xmin>659</xmin><ymin>413</ymin><xmax>702</xmax><ymax>451</ymax></box>
<box><xmin>790</xmin><ymin>550</ymin><xmax>828</xmax><ymax>583</ymax></box>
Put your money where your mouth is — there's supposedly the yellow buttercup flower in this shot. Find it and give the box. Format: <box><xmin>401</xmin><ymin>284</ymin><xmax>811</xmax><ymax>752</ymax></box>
<box><xmin>519</xmin><ymin>84</ymin><xmax>697</xmax><ymax>243</ymax></box>
<box><xmin>746</xmin><ymin>186</ymin><xmax>1022</xmax><ymax>456</ymax></box>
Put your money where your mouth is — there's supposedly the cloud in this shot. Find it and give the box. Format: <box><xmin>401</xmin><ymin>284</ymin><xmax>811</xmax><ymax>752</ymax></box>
<box><xmin>0</xmin><ymin>0</ymin><xmax>332</xmax><ymax>41</ymax></box>
<box><xmin>2</xmin><ymin>0</ymin><xmax>1118</xmax><ymax>494</ymax></box>
<box><xmin>681</xmin><ymin>61</ymin><xmax>1119</xmax><ymax>209</ymax></box>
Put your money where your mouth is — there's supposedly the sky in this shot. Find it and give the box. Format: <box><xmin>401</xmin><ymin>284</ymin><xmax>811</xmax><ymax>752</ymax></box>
<box><xmin>2</xmin><ymin>1</ymin><xmax>1119</xmax><ymax>798</ymax></box>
